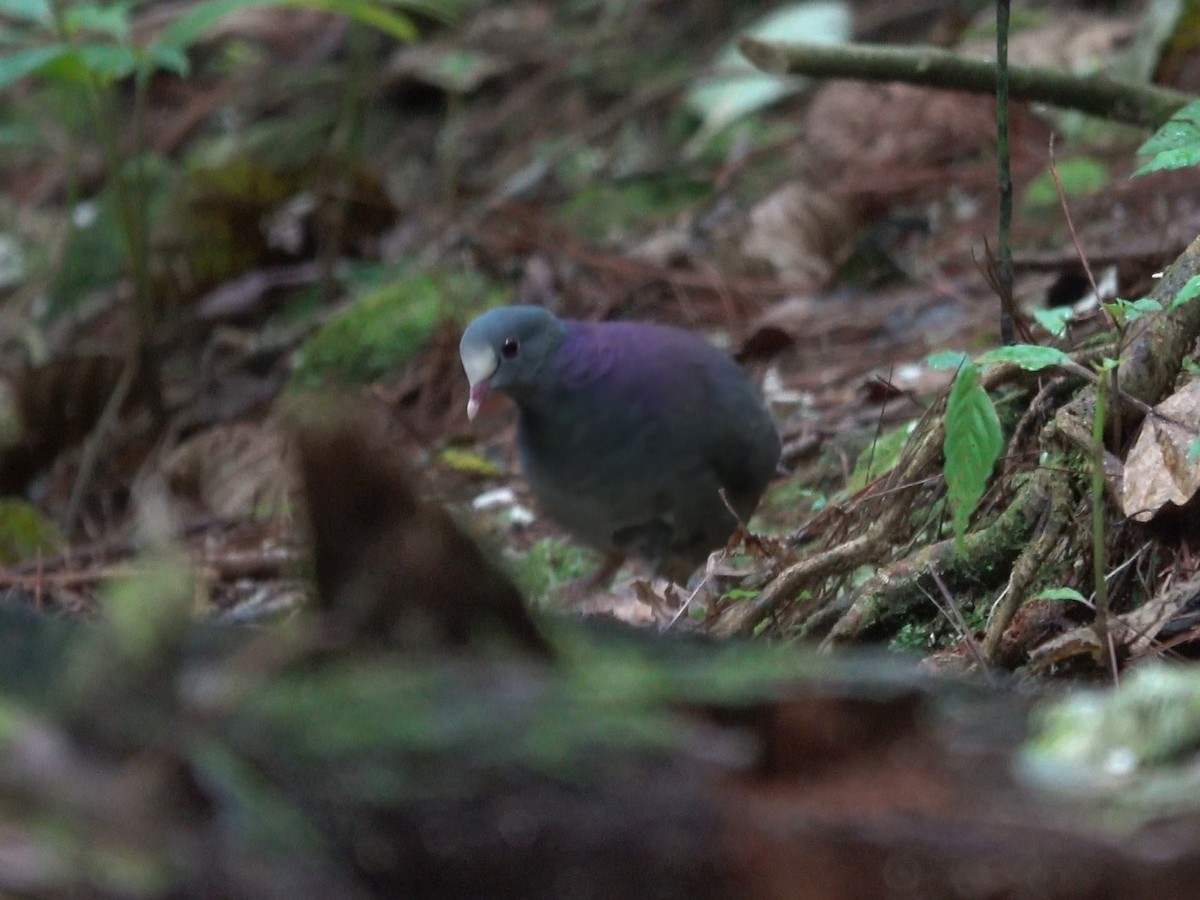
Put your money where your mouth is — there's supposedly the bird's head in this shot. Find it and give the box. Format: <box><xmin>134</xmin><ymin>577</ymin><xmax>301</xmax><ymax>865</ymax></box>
<box><xmin>459</xmin><ymin>306</ymin><xmax>567</xmax><ymax>420</ymax></box>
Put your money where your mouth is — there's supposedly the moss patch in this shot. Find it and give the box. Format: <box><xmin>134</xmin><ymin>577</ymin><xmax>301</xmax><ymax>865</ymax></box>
<box><xmin>292</xmin><ymin>267</ymin><xmax>508</xmax><ymax>387</ymax></box>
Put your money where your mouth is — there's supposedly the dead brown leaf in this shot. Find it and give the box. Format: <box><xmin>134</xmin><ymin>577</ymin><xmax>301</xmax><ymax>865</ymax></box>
<box><xmin>1027</xmin><ymin>578</ymin><xmax>1199</xmax><ymax>672</ymax></box>
<box><xmin>153</xmin><ymin>420</ymin><xmax>296</xmax><ymax>522</ymax></box>
<box><xmin>736</xmin><ymin>182</ymin><xmax>859</xmax><ymax>284</ymax></box>
<box><xmin>1121</xmin><ymin>379</ymin><xmax>1200</xmax><ymax>522</ymax></box>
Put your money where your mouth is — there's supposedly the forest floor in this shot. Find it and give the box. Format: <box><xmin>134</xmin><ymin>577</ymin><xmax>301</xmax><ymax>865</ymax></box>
<box><xmin>3</xmin><ymin>0</ymin><xmax>1200</xmax><ymax>672</ymax></box>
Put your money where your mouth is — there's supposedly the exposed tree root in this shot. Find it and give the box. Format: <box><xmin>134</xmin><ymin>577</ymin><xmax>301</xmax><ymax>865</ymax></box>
<box><xmin>822</xmin><ymin>468</ymin><xmax>1053</xmax><ymax>646</ymax></box>
<box><xmin>980</xmin><ymin>471</ymin><xmax>1073</xmax><ymax>660</ymax></box>
<box><xmin>714</xmin><ymin>235</ymin><xmax>1200</xmax><ymax>659</ymax></box>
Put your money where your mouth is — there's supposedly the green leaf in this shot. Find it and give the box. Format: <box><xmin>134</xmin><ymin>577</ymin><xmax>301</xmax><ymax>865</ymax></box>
<box><xmin>151</xmin><ymin>0</ymin><xmax>252</xmax><ymax>64</ymax></box>
<box><xmin>976</xmin><ymin>344</ymin><xmax>1071</xmax><ymax>371</ymax></box>
<box><xmin>76</xmin><ymin>42</ymin><xmax>139</xmax><ymax>78</ymax></box>
<box><xmin>1136</xmin><ymin>98</ymin><xmax>1200</xmax><ymax>155</ymax></box>
<box><xmin>145</xmin><ymin>42</ymin><xmax>189</xmax><ymax>76</ymax></box>
<box><xmin>944</xmin><ymin>362</ymin><xmax>1003</xmax><ymax>545</ymax></box>
<box><xmin>1103</xmin><ymin>295</ymin><xmax>1162</xmax><ymax>324</ymax></box>
<box><xmin>1135</xmin><ymin>146</ymin><xmax>1200</xmax><ymax>176</ymax></box>
<box><xmin>1128</xmin><ymin>296</ymin><xmax>1164</xmax><ymax>313</ymax></box>
<box><xmin>1033</xmin><ymin>587</ymin><xmax>1088</xmax><ymax>603</ymax></box>
<box><xmin>926</xmin><ymin>350</ymin><xmax>969</xmax><ymax>371</ymax></box>
<box><xmin>1022</xmin><ymin>157</ymin><xmax>1109</xmax><ymax>209</ymax></box>
<box><xmin>301</xmin><ymin>0</ymin><xmax>419</xmax><ymax>40</ymax></box>
<box><xmin>63</xmin><ymin>3</ymin><xmax>131</xmax><ymax>40</ymax></box>
<box><xmin>1134</xmin><ymin>99</ymin><xmax>1200</xmax><ymax>176</ymax></box>
<box><xmin>30</xmin><ymin>43</ymin><xmax>138</xmax><ymax>83</ymax></box>
<box><xmin>0</xmin><ymin>45</ymin><xmax>68</xmax><ymax>91</ymax></box>
<box><xmin>153</xmin><ymin>0</ymin><xmax>418</xmax><ymax>71</ymax></box>
<box><xmin>1033</xmin><ymin>305</ymin><xmax>1074</xmax><ymax>338</ymax></box>
<box><xmin>1171</xmin><ymin>274</ymin><xmax>1200</xmax><ymax>310</ymax></box>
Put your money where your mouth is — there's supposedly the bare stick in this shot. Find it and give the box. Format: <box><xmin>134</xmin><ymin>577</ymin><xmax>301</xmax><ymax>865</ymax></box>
<box><xmin>739</xmin><ymin>38</ymin><xmax>1191</xmax><ymax>130</ymax></box>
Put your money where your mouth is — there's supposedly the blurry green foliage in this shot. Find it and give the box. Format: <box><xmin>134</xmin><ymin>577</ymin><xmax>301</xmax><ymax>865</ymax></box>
<box><xmin>48</xmin><ymin>153</ymin><xmax>174</xmax><ymax>316</ymax></box>
<box><xmin>847</xmin><ymin>420</ymin><xmax>917</xmax><ymax>493</ymax></box>
<box><xmin>292</xmin><ymin>267</ymin><xmax>507</xmax><ymax>387</ymax></box>
<box><xmin>558</xmin><ymin>175</ymin><xmax>712</xmax><ymax>242</ymax></box>
<box><xmin>160</xmin><ymin>160</ymin><xmax>305</xmax><ymax>293</ymax></box>
<box><xmin>683</xmin><ymin>1</ymin><xmax>851</xmax><ymax>156</ymax></box>
<box><xmin>515</xmin><ymin>537</ymin><xmax>600</xmax><ymax>599</ymax></box>
<box><xmin>1022</xmin><ymin>157</ymin><xmax>1110</xmax><ymax>210</ymax></box>
<box><xmin>0</xmin><ymin>499</ymin><xmax>65</xmax><ymax>564</ymax></box>
<box><xmin>0</xmin><ymin>0</ymin><xmax>460</xmax><ymax>327</ymax></box>
<box><xmin>100</xmin><ymin>552</ymin><xmax>196</xmax><ymax>664</ymax></box>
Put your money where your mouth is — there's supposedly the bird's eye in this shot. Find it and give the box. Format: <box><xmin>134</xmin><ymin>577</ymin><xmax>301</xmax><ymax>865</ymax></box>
<box><xmin>501</xmin><ymin>337</ymin><xmax>520</xmax><ymax>358</ymax></box>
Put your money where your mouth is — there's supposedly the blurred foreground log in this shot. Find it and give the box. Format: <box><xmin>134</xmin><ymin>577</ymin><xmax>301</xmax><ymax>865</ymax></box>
<box><xmin>0</xmin><ymin>409</ymin><xmax>1199</xmax><ymax>898</ymax></box>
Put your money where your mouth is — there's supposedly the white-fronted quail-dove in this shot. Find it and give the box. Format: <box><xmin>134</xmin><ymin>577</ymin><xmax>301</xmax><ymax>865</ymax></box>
<box><xmin>460</xmin><ymin>306</ymin><xmax>780</xmax><ymax>580</ymax></box>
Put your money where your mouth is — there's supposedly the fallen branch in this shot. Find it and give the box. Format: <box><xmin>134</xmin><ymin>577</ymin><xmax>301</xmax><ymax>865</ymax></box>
<box><xmin>738</xmin><ymin>38</ymin><xmax>1193</xmax><ymax>130</ymax></box>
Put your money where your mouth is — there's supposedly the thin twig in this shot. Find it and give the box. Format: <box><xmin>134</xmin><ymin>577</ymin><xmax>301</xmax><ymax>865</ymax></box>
<box><xmin>928</xmin><ymin>568</ymin><xmax>989</xmax><ymax>672</ymax></box>
<box><xmin>65</xmin><ymin>359</ymin><xmax>138</xmax><ymax>531</ymax></box>
<box><xmin>995</xmin><ymin>0</ymin><xmax>1015</xmax><ymax>345</ymax></box>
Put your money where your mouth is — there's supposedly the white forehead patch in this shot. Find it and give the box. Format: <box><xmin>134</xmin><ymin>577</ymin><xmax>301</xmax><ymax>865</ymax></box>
<box><xmin>460</xmin><ymin>341</ymin><xmax>499</xmax><ymax>386</ymax></box>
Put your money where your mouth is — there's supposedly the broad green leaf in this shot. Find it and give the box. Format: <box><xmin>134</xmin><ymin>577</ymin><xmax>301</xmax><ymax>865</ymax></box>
<box><xmin>1171</xmin><ymin>274</ymin><xmax>1200</xmax><ymax>310</ymax></box>
<box><xmin>944</xmin><ymin>362</ymin><xmax>1003</xmax><ymax>545</ymax></box>
<box><xmin>1135</xmin><ymin>146</ymin><xmax>1200</xmax><ymax>176</ymax></box>
<box><xmin>926</xmin><ymin>350</ymin><xmax>969</xmax><ymax>371</ymax></box>
<box><xmin>0</xmin><ymin>45</ymin><xmax>67</xmax><ymax>90</ymax></box>
<box><xmin>102</xmin><ymin>552</ymin><xmax>194</xmax><ymax>663</ymax></box>
<box><xmin>1033</xmin><ymin>305</ymin><xmax>1074</xmax><ymax>338</ymax></box>
<box><xmin>1134</xmin><ymin>99</ymin><xmax>1200</xmax><ymax>176</ymax></box>
<box><xmin>1136</xmin><ymin>98</ymin><xmax>1200</xmax><ymax>155</ymax></box>
<box><xmin>976</xmin><ymin>344</ymin><xmax>1071</xmax><ymax>371</ymax></box>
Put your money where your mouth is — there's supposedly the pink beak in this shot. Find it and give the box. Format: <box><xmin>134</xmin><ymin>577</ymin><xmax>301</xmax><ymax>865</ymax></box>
<box><xmin>467</xmin><ymin>380</ymin><xmax>491</xmax><ymax>421</ymax></box>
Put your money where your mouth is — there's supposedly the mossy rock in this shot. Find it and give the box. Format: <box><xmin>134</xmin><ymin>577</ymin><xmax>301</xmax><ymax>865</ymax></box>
<box><xmin>292</xmin><ymin>268</ymin><xmax>508</xmax><ymax>387</ymax></box>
